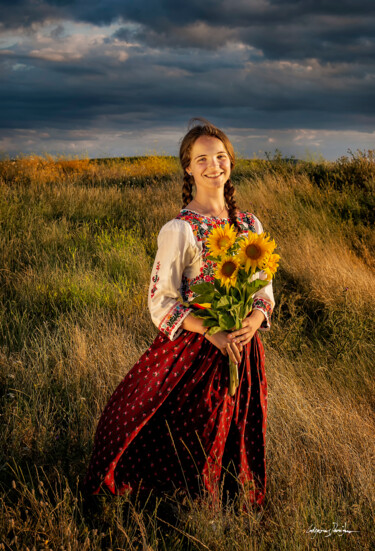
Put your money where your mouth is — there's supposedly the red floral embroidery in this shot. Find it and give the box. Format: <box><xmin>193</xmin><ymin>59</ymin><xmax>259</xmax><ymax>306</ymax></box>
<box><xmin>253</xmin><ymin>297</ymin><xmax>273</xmax><ymax>330</ymax></box>
<box><xmin>159</xmin><ymin>302</ymin><xmax>191</xmax><ymax>340</ymax></box>
<box><xmin>150</xmin><ymin>261</ymin><xmax>161</xmax><ymax>299</ymax></box>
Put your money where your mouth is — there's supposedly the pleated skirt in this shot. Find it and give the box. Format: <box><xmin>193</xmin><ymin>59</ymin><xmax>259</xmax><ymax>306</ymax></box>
<box><xmin>84</xmin><ymin>329</ymin><xmax>268</xmax><ymax>506</ymax></box>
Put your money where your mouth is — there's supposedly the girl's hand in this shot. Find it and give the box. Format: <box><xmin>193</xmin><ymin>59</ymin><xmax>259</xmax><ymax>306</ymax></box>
<box><xmin>228</xmin><ymin>310</ymin><xmax>265</xmax><ymax>349</ymax></box>
<box><xmin>205</xmin><ymin>331</ymin><xmax>242</xmax><ymax>365</ymax></box>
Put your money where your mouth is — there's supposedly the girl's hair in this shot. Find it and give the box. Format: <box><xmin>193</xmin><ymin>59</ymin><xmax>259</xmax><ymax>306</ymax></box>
<box><xmin>179</xmin><ymin>117</ymin><xmax>240</xmax><ymax>230</ymax></box>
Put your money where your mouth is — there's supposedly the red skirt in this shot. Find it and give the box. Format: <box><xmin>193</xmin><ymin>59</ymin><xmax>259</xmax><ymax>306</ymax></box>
<box><xmin>84</xmin><ymin>330</ymin><xmax>268</xmax><ymax>506</ymax></box>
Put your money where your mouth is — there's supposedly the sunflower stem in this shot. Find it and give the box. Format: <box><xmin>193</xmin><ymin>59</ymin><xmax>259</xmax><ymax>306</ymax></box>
<box><xmin>228</xmin><ymin>358</ymin><xmax>239</xmax><ymax>396</ymax></box>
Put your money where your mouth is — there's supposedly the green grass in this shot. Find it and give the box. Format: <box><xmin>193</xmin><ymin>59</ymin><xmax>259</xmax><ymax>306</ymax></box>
<box><xmin>0</xmin><ymin>152</ymin><xmax>374</xmax><ymax>549</ymax></box>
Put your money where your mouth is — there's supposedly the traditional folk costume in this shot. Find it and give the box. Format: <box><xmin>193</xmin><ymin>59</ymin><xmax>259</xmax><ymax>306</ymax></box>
<box><xmin>84</xmin><ymin>209</ymin><xmax>274</xmax><ymax>506</ymax></box>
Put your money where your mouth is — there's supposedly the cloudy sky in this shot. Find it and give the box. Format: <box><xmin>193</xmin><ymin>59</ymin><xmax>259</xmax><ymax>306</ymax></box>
<box><xmin>1</xmin><ymin>0</ymin><xmax>374</xmax><ymax>160</ymax></box>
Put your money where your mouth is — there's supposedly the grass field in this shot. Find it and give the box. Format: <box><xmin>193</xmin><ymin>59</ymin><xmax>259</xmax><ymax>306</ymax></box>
<box><xmin>0</xmin><ymin>151</ymin><xmax>374</xmax><ymax>550</ymax></box>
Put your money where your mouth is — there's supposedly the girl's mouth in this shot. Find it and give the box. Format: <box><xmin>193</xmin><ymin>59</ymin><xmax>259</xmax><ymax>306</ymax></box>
<box><xmin>205</xmin><ymin>173</ymin><xmax>223</xmax><ymax>179</ymax></box>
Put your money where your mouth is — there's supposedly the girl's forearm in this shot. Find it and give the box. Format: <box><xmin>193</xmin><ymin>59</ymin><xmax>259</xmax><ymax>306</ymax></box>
<box><xmin>182</xmin><ymin>308</ymin><xmax>265</xmax><ymax>336</ymax></box>
<box><xmin>181</xmin><ymin>313</ymin><xmax>207</xmax><ymax>335</ymax></box>
<box><xmin>248</xmin><ymin>309</ymin><xmax>265</xmax><ymax>329</ymax></box>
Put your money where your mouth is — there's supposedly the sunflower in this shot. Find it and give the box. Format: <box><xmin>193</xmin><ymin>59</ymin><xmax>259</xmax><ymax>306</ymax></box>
<box><xmin>238</xmin><ymin>232</ymin><xmax>276</xmax><ymax>275</ymax></box>
<box><xmin>215</xmin><ymin>255</ymin><xmax>241</xmax><ymax>290</ymax></box>
<box><xmin>206</xmin><ymin>223</ymin><xmax>237</xmax><ymax>257</ymax></box>
<box><xmin>261</xmin><ymin>253</ymin><xmax>280</xmax><ymax>280</ymax></box>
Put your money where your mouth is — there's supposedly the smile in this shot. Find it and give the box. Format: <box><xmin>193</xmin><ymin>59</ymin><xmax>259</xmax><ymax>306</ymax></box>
<box><xmin>205</xmin><ymin>173</ymin><xmax>224</xmax><ymax>178</ymax></box>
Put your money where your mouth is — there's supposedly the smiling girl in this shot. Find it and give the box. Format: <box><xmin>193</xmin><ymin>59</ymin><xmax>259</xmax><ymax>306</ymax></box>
<box><xmin>84</xmin><ymin>118</ymin><xmax>274</xmax><ymax>510</ymax></box>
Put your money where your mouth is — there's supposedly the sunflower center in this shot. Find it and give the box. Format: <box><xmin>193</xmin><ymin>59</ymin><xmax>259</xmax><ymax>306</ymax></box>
<box><xmin>218</xmin><ymin>237</ymin><xmax>230</xmax><ymax>249</ymax></box>
<box><xmin>221</xmin><ymin>261</ymin><xmax>237</xmax><ymax>277</ymax></box>
<box><xmin>245</xmin><ymin>244</ymin><xmax>261</xmax><ymax>259</ymax></box>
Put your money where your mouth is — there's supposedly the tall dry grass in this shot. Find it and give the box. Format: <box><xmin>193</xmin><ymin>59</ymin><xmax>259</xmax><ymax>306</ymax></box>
<box><xmin>0</xmin><ymin>153</ymin><xmax>374</xmax><ymax>549</ymax></box>
<box><xmin>0</xmin><ymin>154</ymin><xmax>181</xmax><ymax>189</ymax></box>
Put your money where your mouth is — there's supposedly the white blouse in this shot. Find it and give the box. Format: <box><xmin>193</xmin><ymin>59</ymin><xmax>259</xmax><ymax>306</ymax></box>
<box><xmin>148</xmin><ymin>210</ymin><xmax>275</xmax><ymax>341</ymax></box>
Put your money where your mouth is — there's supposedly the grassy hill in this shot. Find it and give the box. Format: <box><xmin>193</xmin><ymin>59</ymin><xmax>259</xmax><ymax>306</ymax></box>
<box><xmin>0</xmin><ymin>152</ymin><xmax>374</xmax><ymax>549</ymax></box>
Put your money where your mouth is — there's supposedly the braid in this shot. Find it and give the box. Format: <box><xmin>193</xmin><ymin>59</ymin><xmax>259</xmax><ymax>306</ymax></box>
<box><xmin>182</xmin><ymin>173</ymin><xmax>194</xmax><ymax>208</ymax></box>
<box><xmin>224</xmin><ymin>179</ymin><xmax>241</xmax><ymax>231</ymax></box>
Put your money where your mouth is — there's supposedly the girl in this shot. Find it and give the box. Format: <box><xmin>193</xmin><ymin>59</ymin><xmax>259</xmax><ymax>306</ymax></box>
<box><xmin>84</xmin><ymin>119</ymin><xmax>274</xmax><ymax>508</ymax></box>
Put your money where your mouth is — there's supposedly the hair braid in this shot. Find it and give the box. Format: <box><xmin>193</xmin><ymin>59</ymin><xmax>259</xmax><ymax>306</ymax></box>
<box><xmin>224</xmin><ymin>179</ymin><xmax>241</xmax><ymax>231</ymax></box>
<box><xmin>182</xmin><ymin>173</ymin><xmax>194</xmax><ymax>208</ymax></box>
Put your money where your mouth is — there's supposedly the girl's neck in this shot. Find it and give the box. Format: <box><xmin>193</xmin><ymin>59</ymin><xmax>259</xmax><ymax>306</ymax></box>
<box><xmin>188</xmin><ymin>193</ymin><xmax>227</xmax><ymax>218</ymax></box>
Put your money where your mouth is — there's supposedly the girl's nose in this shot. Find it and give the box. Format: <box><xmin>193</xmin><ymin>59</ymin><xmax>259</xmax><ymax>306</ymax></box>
<box><xmin>208</xmin><ymin>157</ymin><xmax>219</xmax><ymax>168</ymax></box>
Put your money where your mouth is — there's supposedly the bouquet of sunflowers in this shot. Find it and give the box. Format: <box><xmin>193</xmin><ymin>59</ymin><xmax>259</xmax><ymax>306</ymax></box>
<box><xmin>185</xmin><ymin>223</ymin><xmax>280</xmax><ymax>396</ymax></box>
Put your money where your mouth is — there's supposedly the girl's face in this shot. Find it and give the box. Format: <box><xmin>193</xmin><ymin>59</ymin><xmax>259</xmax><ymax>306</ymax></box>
<box><xmin>186</xmin><ymin>135</ymin><xmax>231</xmax><ymax>193</ymax></box>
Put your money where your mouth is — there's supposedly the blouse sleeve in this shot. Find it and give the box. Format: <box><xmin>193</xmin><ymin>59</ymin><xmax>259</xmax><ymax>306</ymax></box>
<box><xmin>250</xmin><ymin>214</ymin><xmax>276</xmax><ymax>331</ymax></box>
<box><xmin>148</xmin><ymin>219</ymin><xmax>199</xmax><ymax>341</ymax></box>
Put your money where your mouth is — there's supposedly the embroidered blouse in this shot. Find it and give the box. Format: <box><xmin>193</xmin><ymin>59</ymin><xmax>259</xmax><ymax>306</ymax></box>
<box><xmin>148</xmin><ymin>209</ymin><xmax>275</xmax><ymax>341</ymax></box>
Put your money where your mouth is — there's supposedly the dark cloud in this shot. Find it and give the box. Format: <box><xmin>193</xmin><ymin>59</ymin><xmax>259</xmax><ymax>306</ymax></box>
<box><xmin>1</xmin><ymin>1</ymin><xmax>375</xmax><ymax>63</ymax></box>
<box><xmin>0</xmin><ymin>0</ymin><xmax>60</xmax><ymax>28</ymax></box>
<box><xmin>1</xmin><ymin>42</ymin><xmax>373</xmax><ymax>131</ymax></box>
<box><xmin>0</xmin><ymin>0</ymin><xmax>374</xmax><ymax>158</ymax></box>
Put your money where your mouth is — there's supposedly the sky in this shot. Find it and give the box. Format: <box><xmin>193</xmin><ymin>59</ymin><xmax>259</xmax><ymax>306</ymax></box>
<box><xmin>0</xmin><ymin>0</ymin><xmax>374</xmax><ymax>160</ymax></box>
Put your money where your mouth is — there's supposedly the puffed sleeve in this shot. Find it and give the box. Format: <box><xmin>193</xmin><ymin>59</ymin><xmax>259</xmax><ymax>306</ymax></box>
<box><xmin>148</xmin><ymin>219</ymin><xmax>198</xmax><ymax>341</ymax></box>
<box><xmin>250</xmin><ymin>214</ymin><xmax>276</xmax><ymax>331</ymax></box>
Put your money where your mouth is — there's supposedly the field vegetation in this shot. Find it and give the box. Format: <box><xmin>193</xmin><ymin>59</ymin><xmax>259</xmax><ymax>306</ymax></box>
<box><xmin>0</xmin><ymin>150</ymin><xmax>374</xmax><ymax>549</ymax></box>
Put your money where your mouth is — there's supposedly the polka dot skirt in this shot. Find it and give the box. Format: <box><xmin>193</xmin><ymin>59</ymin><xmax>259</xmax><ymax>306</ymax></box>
<box><xmin>83</xmin><ymin>330</ymin><xmax>268</xmax><ymax>506</ymax></box>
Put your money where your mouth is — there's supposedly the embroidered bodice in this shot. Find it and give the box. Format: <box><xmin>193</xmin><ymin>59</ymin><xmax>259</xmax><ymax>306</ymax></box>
<box><xmin>148</xmin><ymin>208</ymin><xmax>275</xmax><ymax>341</ymax></box>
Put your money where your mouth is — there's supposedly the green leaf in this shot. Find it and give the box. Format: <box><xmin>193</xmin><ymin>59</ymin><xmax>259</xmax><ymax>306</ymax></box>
<box><xmin>206</xmin><ymin>308</ymin><xmax>219</xmax><ymax>320</ymax></box>
<box><xmin>202</xmin><ymin>318</ymin><xmax>220</xmax><ymax>328</ymax></box>
<box><xmin>229</xmin><ymin>302</ymin><xmax>242</xmax><ymax>316</ymax></box>
<box><xmin>236</xmin><ymin>269</ymin><xmax>246</xmax><ymax>287</ymax></box>
<box><xmin>245</xmin><ymin>295</ymin><xmax>254</xmax><ymax>309</ymax></box>
<box><xmin>207</xmin><ymin>325</ymin><xmax>222</xmax><ymax>336</ymax></box>
<box><xmin>244</xmin><ymin>279</ymin><xmax>269</xmax><ymax>297</ymax></box>
<box><xmin>191</xmin><ymin>309</ymin><xmax>212</xmax><ymax>319</ymax></box>
<box><xmin>192</xmin><ymin>292</ymin><xmax>215</xmax><ymax>304</ymax></box>
<box><xmin>234</xmin><ymin>317</ymin><xmax>242</xmax><ymax>330</ymax></box>
<box><xmin>241</xmin><ymin>296</ymin><xmax>254</xmax><ymax>320</ymax></box>
<box><xmin>217</xmin><ymin>295</ymin><xmax>232</xmax><ymax>309</ymax></box>
<box><xmin>231</xmin><ymin>286</ymin><xmax>242</xmax><ymax>301</ymax></box>
<box><xmin>190</xmin><ymin>282</ymin><xmax>215</xmax><ymax>295</ymax></box>
<box><xmin>246</xmin><ymin>277</ymin><xmax>270</xmax><ymax>289</ymax></box>
<box><xmin>214</xmin><ymin>278</ymin><xmax>224</xmax><ymax>292</ymax></box>
<box><xmin>218</xmin><ymin>311</ymin><xmax>235</xmax><ymax>331</ymax></box>
<box><xmin>243</xmin><ymin>305</ymin><xmax>252</xmax><ymax>319</ymax></box>
<box><xmin>228</xmin><ymin>305</ymin><xmax>242</xmax><ymax>329</ymax></box>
